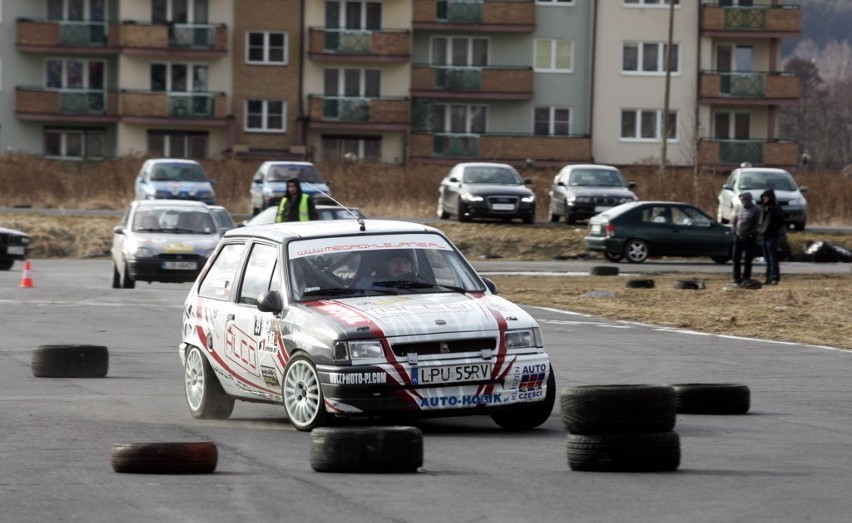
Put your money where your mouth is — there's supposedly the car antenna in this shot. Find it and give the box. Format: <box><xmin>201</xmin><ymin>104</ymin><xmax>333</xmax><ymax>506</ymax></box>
<box><xmin>304</xmin><ymin>182</ymin><xmax>366</xmax><ymax>231</ymax></box>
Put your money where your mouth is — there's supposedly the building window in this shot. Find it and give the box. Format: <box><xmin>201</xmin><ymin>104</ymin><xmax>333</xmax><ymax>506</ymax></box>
<box><xmin>431</xmin><ymin>104</ymin><xmax>487</xmax><ymax>134</ymax></box>
<box><xmin>623</xmin><ymin>0</ymin><xmax>680</xmax><ymax>6</ymax></box>
<box><xmin>324</xmin><ymin>68</ymin><xmax>381</xmax><ymax>97</ymax></box>
<box><xmin>534</xmin><ymin>39</ymin><xmax>573</xmax><ymax>72</ymax></box>
<box><xmin>430</xmin><ymin>37</ymin><xmax>488</xmax><ymax>66</ymax></box>
<box><xmin>152</xmin><ymin>0</ymin><xmax>208</xmax><ymax>24</ymax></box>
<box><xmin>623</xmin><ymin>42</ymin><xmax>679</xmax><ymax>74</ymax></box>
<box><xmin>325</xmin><ymin>1</ymin><xmax>382</xmax><ymax>30</ymax></box>
<box><xmin>245</xmin><ymin>100</ymin><xmax>286</xmax><ymax>132</ymax></box>
<box><xmin>147</xmin><ymin>131</ymin><xmax>208</xmax><ymax>159</ymax></box>
<box><xmin>48</xmin><ymin>0</ymin><xmax>107</xmax><ymax>20</ymax></box>
<box><xmin>536</xmin><ymin>0</ymin><xmax>574</xmax><ymax>4</ymax></box>
<box><xmin>534</xmin><ymin>107</ymin><xmax>571</xmax><ymax>136</ymax></box>
<box><xmin>45</xmin><ymin>59</ymin><xmax>105</xmax><ymax>89</ymax></box>
<box><xmin>320</xmin><ymin>135</ymin><xmax>381</xmax><ymax>162</ymax></box>
<box><xmin>44</xmin><ymin>128</ymin><xmax>106</xmax><ymax>159</ymax></box>
<box><xmin>246</xmin><ymin>32</ymin><xmax>287</xmax><ymax>64</ymax></box>
<box><xmin>150</xmin><ymin>63</ymin><xmax>208</xmax><ymax>92</ymax></box>
<box><xmin>620</xmin><ymin>109</ymin><xmax>677</xmax><ymax>141</ymax></box>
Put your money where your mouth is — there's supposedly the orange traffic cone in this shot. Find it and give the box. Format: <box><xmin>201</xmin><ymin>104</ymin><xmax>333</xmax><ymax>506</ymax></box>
<box><xmin>20</xmin><ymin>259</ymin><xmax>34</xmax><ymax>288</ymax></box>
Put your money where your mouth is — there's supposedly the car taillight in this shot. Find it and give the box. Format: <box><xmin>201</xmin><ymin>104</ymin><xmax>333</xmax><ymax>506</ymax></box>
<box><xmin>605</xmin><ymin>224</ymin><xmax>615</xmax><ymax>238</ymax></box>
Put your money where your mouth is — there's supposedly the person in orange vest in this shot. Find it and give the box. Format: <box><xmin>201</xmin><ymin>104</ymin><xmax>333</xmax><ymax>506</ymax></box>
<box><xmin>275</xmin><ymin>178</ymin><xmax>318</xmax><ymax>222</ymax></box>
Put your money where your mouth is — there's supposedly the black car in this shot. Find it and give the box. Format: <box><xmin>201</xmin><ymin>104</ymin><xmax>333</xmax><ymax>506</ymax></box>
<box><xmin>0</xmin><ymin>226</ymin><xmax>32</xmax><ymax>271</ymax></box>
<box><xmin>437</xmin><ymin>162</ymin><xmax>536</xmax><ymax>224</ymax></box>
<box><xmin>584</xmin><ymin>201</ymin><xmax>732</xmax><ymax>263</ymax></box>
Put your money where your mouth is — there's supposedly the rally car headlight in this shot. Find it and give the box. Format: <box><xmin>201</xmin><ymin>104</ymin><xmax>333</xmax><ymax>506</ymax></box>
<box><xmin>345</xmin><ymin>340</ymin><xmax>384</xmax><ymax>360</ymax></box>
<box><xmin>504</xmin><ymin>327</ymin><xmax>543</xmax><ymax>349</ymax></box>
<box><xmin>462</xmin><ymin>194</ymin><xmax>484</xmax><ymax>202</ymax></box>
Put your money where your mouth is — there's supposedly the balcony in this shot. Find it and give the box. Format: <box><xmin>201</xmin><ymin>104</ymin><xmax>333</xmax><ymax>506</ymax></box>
<box><xmin>16</xmin><ymin>86</ymin><xmax>119</xmax><ymax>122</ymax></box>
<box><xmin>119</xmin><ymin>22</ymin><xmax>228</xmax><ymax>57</ymax></box>
<box><xmin>410</xmin><ymin>132</ymin><xmax>592</xmax><ymax>165</ymax></box>
<box><xmin>411</xmin><ymin>65</ymin><xmax>533</xmax><ymax>100</ymax></box>
<box><xmin>120</xmin><ymin>90</ymin><xmax>228</xmax><ymax>125</ymax></box>
<box><xmin>698</xmin><ymin>138</ymin><xmax>799</xmax><ymax>168</ymax></box>
<box><xmin>700</xmin><ymin>4</ymin><xmax>800</xmax><ymax>38</ymax></box>
<box><xmin>307</xmin><ymin>96</ymin><xmax>410</xmax><ymax>131</ymax></box>
<box><xmin>16</xmin><ymin>18</ymin><xmax>119</xmax><ymax>54</ymax></box>
<box><xmin>307</xmin><ymin>28</ymin><xmax>411</xmax><ymax>63</ymax></box>
<box><xmin>699</xmin><ymin>71</ymin><xmax>799</xmax><ymax>105</ymax></box>
<box><xmin>413</xmin><ymin>0</ymin><xmax>534</xmax><ymax>32</ymax></box>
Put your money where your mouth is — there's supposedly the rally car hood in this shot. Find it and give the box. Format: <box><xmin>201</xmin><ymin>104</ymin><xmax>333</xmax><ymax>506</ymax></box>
<box><xmin>297</xmin><ymin>291</ymin><xmax>537</xmax><ymax>339</ymax></box>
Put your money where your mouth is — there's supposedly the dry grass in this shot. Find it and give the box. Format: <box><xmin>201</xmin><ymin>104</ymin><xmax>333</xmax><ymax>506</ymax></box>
<box><xmin>2</xmin><ymin>153</ymin><xmax>851</xmax><ymax>349</ymax></box>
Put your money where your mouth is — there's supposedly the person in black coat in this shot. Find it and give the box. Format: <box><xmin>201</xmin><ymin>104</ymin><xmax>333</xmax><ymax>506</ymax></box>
<box><xmin>757</xmin><ymin>189</ymin><xmax>786</xmax><ymax>285</ymax></box>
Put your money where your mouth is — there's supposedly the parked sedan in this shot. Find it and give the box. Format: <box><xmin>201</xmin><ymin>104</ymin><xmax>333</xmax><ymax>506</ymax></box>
<box><xmin>717</xmin><ymin>166</ymin><xmax>808</xmax><ymax>231</ymax></box>
<box><xmin>548</xmin><ymin>164</ymin><xmax>637</xmax><ymax>224</ymax></box>
<box><xmin>437</xmin><ymin>162</ymin><xmax>536</xmax><ymax>224</ymax></box>
<box><xmin>584</xmin><ymin>201</ymin><xmax>732</xmax><ymax>263</ymax></box>
<box><xmin>0</xmin><ymin>226</ymin><xmax>32</xmax><ymax>271</ymax></box>
<box><xmin>111</xmin><ymin>200</ymin><xmax>225</xmax><ymax>288</ymax></box>
<box><xmin>135</xmin><ymin>159</ymin><xmax>216</xmax><ymax>205</ymax></box>
<box><xmin>179</xmin><ymin>219</ymin><xmax>555</xmax><ymax>431</ymax></box>
<box><xmin>249</xmin><ymin>161</ymin><xmax>331</xmax><ymax>215</ymax></box>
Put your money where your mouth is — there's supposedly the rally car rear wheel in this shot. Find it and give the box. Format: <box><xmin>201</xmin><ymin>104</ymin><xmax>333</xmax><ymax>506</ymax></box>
<box><xmin>490</xmin><ymin>367</ymin><xmax>556</xmax><ymax>430</ymax></box>
<box><xmin>283</xmin><ymin>354</ymin><xmax>327</xmax><ymax>431</ymax></box>
<box><xmin>184</xmin><ymin>345</ymin><xmax>234</xmax><ymax>420</ymax></box>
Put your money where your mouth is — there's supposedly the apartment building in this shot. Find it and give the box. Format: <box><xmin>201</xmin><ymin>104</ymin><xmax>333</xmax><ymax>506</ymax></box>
<box><xmin>0</xmin><ymin>0</ymin><xmax>800</xmax><ymax>169</ymax></box>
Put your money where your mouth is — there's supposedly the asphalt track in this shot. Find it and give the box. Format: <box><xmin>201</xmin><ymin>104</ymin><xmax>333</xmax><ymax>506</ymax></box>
<box><xmin>2</xmin><ymin>259</ymin><xmax>852</xmax><ymax>522</ymax></box>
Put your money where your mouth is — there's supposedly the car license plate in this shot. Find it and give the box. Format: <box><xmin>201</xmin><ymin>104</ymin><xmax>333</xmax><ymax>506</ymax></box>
<box><xmin>491</xmin><ymin>203</ymin><xmax>515</xmax><ymax>211</ymax></box>
<box><xmin>162</xmin><ymin>261</ymin><xmax>197</xmax><ymax>270</ymax></box>
<box><xmin>590</xmin><ymin>224</ymin><xmax>601</xmax><ymax>234</ymax></box>
<box><xmin>412</xmin><ymin>363</ymin><xmax>492</xmax><ymax>385</ymax></box>
<box><xmin>7</xmin><ymin>246</ymin><xmax>24</xmax><ymax>255</ymax></box>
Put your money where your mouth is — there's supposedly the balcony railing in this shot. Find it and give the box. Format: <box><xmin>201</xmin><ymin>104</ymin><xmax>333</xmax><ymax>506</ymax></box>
<box><xmin>413</xmin><ymin>0</ymin><xmax>534</xmax><ymax>31</ymax></box>
<box><xmin>411</xmin><ymin>65</ymin><xmax>533</xmax><ymax>99</ymax></box>
<box><xmin>699</xmin><ymin>71</ymin><xmax>799</xmax><ymax>103</ymax></box>
<box><xmin>307</xmin><ymin>28</ymin><xmax>410</xmax><ymax>61</ymax></box>
<box><xmin>16</xmin><ymin>18</ymin><xmax>119</xmax><ymax>52</ymax></box>
<box><xmin>308</xmin><ymin>96</ymin><xmax>410</xmax><ymax>128</ymax></box>
<box><xmin>698</xmin><ymin>138</ymin><xmax>799</xmax><ymax>167</ymax></box>
<box><xmin>700</xmin><ymin>4</ymin><xmax>800</xmax><ymax>36</ymax></box>
<box><xmin>410</xmin><ymin>132</ymin><xmax>592</xmax><ymax>164</ymax></box>
<box><xmin>16</xmin><ymin>86</ymin><xmax>119</xmax><ymax>120</ymax></box>
<box><xmin>121</xmin><ymin>90</ymin><xmax>228</xmax><ymax>121</ymax></box>
<box><xmin>119</xmin><ymin>22</ymin><xmax>228</xmax><ymax>55</ymax></box>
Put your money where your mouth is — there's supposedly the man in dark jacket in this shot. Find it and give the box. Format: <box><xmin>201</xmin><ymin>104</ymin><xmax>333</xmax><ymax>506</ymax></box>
<box><xmin>731</xmin><ymin>192</ymin><xmax>760</xmax><ymax>284</ymax></box>
<box><xmin>275</xmin><ymin>178</ymin><xmax>318</xmax><ymax>222</ymax></box>
<box><xmin>757</xmin><ymin>189</ymin><xmax>786</xmax><ymax>285</ymax></box>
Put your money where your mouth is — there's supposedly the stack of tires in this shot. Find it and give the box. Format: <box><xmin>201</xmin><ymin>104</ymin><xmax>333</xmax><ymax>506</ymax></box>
<box><xmin>560</xmin><ymin>384</ymin><xmax>680</xmax><ymax>472</ymax></box>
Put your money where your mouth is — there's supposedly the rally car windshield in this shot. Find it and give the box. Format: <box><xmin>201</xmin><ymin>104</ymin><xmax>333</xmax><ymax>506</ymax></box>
<box><xmin>287</xmin><ymin>234</ymin><xmax>485</xmax><ymax>301</ymax></box>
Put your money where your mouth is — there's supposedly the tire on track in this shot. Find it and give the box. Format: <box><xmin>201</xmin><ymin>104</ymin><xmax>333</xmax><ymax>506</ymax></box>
<box><xmin>589</xmin><ymin>265</ymin><xmax>619</xmax><ymax>276</ymax></box>
<box><xmin>567</xmin><ymin>431</ymin><xmax>681</xmax><ymax>472</ymax></box>
<box><xmin>31</xmin><ymin>344</ymin><xmax>109</xmax><ymax>378</ymax></box>
<box><xmin>673</xmin><ymin>279</ymin><xmax>706</xmax><ymax>290</ymax></box>
<box><xmin>310</xmin><ymin>426</ymin><xmax>423</xmax><ymax>473</ymax></box>
<box><xmin>111</xmin><ymin>441</ymin><xmax>218</xmax><ymax>474</ymax></box>
<box><xmin>670</xmin><ymin>383</ymin><xmax>751</xmax><ymax>414</ymax></box>
<box><xmin>560</xmin><ymin>384</ymin><xmax>676</xmax><ymax>434</ymax></box>
<box><xmin>625</xmin><ymin>278</ymin><xmax>655</xmax><ymax>289</ymax></box>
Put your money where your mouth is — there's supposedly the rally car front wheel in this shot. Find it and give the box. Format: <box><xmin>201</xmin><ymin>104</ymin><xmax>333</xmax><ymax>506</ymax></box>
<box><xmin>184</xmin><ymin>345</ymin><xmax>234</xmax><ymax>420</ymax></box>
<box><xmin>490</xmin><ymin>367</ymin><xmax>556</xmax><ymax>430</ymax></box>
<box><xmin>283</xmin><ymin>354</ymin><xmax>328</xmax><ymax>431</ymax></box>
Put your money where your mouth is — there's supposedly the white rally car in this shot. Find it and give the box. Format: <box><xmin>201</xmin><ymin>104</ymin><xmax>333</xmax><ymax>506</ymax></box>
<box><xmin>179</xmin><ymin>219</ymin><xmax>554</xmax><ymax>431</ymax></box>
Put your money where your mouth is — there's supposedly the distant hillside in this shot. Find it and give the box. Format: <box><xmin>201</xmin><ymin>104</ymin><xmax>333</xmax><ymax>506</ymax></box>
<box><xmin>784</xmin><ymin>0</ymin><xmax>852</xmax><ymax>55</ymax></box>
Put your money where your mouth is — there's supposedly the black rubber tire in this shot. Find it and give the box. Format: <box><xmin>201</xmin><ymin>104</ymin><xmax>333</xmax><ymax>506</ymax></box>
<box><xmin>603</xmin><ymin>252</ymin><xmax>623</xmax><ymax>262</ymax></box>
<box><xmin>111</xmin><ymin>442</ymin><xmax>218</xmax><ymax>474</ymax></box>
<box><xmin>590</xmin><ymin>265</ymin><xmax>619</xmax><ymax>276</ymax></box>
<box><xmin>567</xmin><ymin>432</ymin><xmax>681</xmax><ymax>472</ymax></box>
<box><xmin>437</xmin><ymin>197</ymin><xmax>449</xmax><ymax>219</ymax></box>
<box><xmin>623</xmin><ymin>239</ymin><xmax>649</xmax><ymax>263</ymax></box>
<box><xmin>673</xmin><ymin>279</ymin><xmax>705</xmax><ymax>290</ymax></box>
<box><xmin>522</xmin><ymin>214</ymin><xmax>535</xmax><ymax>225</ymax></box>
<box><xmin>491</xmin><ymin>367</ymin><xmax>556</xmax><ymax>430</ymax></box>
<box><xmin>710</xmin><ymin>256</ymin><xmax>731</xmax><ymax>264</ymax></box>
<box><xmin>670</xmin><ymin>383</ymin><xmax>751</xmax><ymax>414</ymax></box>
<box><xmin>560</xmin><ymin>384</ymin><xmax>676</xmax><ymax>434</ymax></box>
<box><xmin>310</xmin><ymin>426</ymin><xmax>423</xmax><ymax>473</ymax></box>
<box><xmin>31</xmin><ymin>344</ymin><xmax>109</xmax><ymax>378</ymax></box>
<box><xmin>625</xmin><ymin>278</ymin><xmax>655</xmax><ymax>289</ymax></box>
<box><xmin>550</xmin><ymin>213</ymin><xmax>560</xmax><ymax>223</ymax></box>
<box><xmin>121</xmin><ymin>263</ymin><xmax>135</xmax><ymax>289</ymax></box>
<box><xmin>0</xmin><ymin>259</ymin><xmax>14</xmax><ymax>271</ymax></box>
<box><xmin>111</xmin><ymin>263</ymin><xmax>121</xmax><ymax>289</ymax></box>
<box><xmin>184</xmin><ymin>345</ymin><xmax>235</xmax><ymax>420</ymax></box>
<box><xmin>458</xmin><ymin>202</ymin><xmax>471</xmax><ymax>223</ymax></box>
<box><xmin>282</xmin><ymin>353</ymin><xmax>328</xmax><ymax>431</ymax></box>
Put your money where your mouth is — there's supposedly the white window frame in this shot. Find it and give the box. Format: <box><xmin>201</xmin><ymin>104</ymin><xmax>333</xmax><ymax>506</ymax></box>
<box><xmin>44</xmin><ymin>128</ymin><xmax>106</xmax><ymax>160</ymax></box>
<box><xmin>433</xmin><ymin>104</ymin><xmax>488</xmax><ymax>134</ymax></box>
<box><xmin>244</xmin><ymin>100</ymin><xmax>287</xmax><ymax>133</ymax></box>
<box><xmin>429</xmin><ymin>36</ymin><xmax>489</xmax><ymax>66</ymax></box>
<box><xmin>150</xmin><ymin>62</ymin><xmax>208</xmax><ymax>92</ymax></box>
<box><xmin>534</xmin><ymin>39</ymin><xmax>573</xmax><ymax>73</ymax></box>
<box><xmin>620</xmin><ymin>109</ymin><xmax>678</xmax><ymax>142</ymax></box>
<box><xmin>623</xmin><ymin>0</ymin><xmax>680</xmax><ymax>7</ymax></box>
<box><xmin>535</xmin><ymin>0</ymin><xmax>575</xmax><ymax>5</ymax></box>
<box><xmin>246</xmin><ymin>31</ymin><xmax>288</xmax><ymax>65</ymax></box>
<box><xmin>622</xmin><ymin>42</ymin><xmax>679</xmax><ymax>75</ymax></box>
<box><xmin>44</xmin><ymin>58</ymin><xmax>106</xmax><ymax>89</ymax></box>
<box><xmin>533</xmin><ymin>106</ymin><xmax>572</xmax><ymax>136</ymax></box>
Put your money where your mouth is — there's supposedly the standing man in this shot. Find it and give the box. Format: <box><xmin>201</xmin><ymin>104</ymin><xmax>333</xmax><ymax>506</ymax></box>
<box><xmin>757</xmin><ymin>189</ymin><xmax>785</xmax><ymax>285</ymax></box>
<box><xmin>275</xmin><ymin>178</ymin><xmax>318</xmax><ymax>222</ymax></box>
<box><xmin>730</xmin><ymin>192</ymin><xmax>760</xmax><ymax>284</ymax></box>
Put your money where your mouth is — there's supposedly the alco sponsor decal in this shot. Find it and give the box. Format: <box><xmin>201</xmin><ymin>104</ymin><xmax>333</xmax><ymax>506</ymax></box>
<box><xmin>261</xmin><ymin>365</ymin><xmax>280</xmax><ymax>388</ymax></box>
<box><xmin>367</xmin><ymin>300</ymin><xmax>480</xmax><ymax>317</ymax></box>
<box><xmin>328</xmin><ymin>371</ymin><xmax>388</xmax><ymax>385</ymax></box>
<box><xmin>419</xmin><ymin>393</ymin><xmax>503</xmax><ymax>408</ymax></box>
